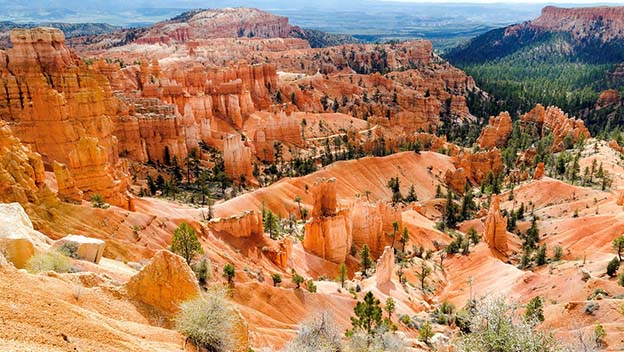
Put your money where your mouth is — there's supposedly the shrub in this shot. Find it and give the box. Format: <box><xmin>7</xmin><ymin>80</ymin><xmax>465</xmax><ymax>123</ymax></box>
<box><xmin>619</xmin><ymin>273</ymin><xmax>624</xmax><ymax>287</ymax></box>
<box><xmin>282</xmin><ymin>311</ymin><xmax>343</xmax><ymax>352</ymax></box>
<box><xmin>271</xmin><ymin>273</ymin><xmax>282</xmax><ymax>287</ymax></box>
<box><xmin>56</xmin><ymin>242</ymin><xmax>79</xmax><ymax>259</ymax></box>
<box><xmin>176</xmin><ymin>288</ymin><xmax>238</xmax><ymax>351</ymax></box>
<box><xmin>291</xmin><ymin>269</ymin><xmax>304</xmax><ymax>289</ymax></box>
<box><xmin>553</xmin><ymin>246</ymin><xmax>563</xmax><ymax>261</ymax></box>
<box><xmin>419</xmin><ymin>320</ymin><xmax>433</xmax><ymax>344</ymax></box>
<box><xmin>456</xmin><ymin>297</ymin><xmax>565</xmax><ymax>351</ymax></box>
<box><xmin>584</xmin><ymin>302</ymin><xmax>600</xmax><ymax>315</ymax></box>
<box><xmin>593</xmin><ymin>323</ymin><xmax>606</xmax><ymax>348</ymax></box>
<box><xmin>607</xmin><ymin>256</ymin><xmax>620</xmax><ymax>277</ymax></box>
<box><xmin>306</xmin><ymin>280</ymin><xmax>317</xmax><ymax>293</ymax></box>
<box><xmin>223</xmin><ymin>263</ymin><xmax>235</xmax><ymax>285</ymax></box>
<box><xmin>192</xmin><ymin>258</ymin><xmax>211</xmax><ymax>286</ymax></box>
<box><xmin>90</xmin><ymin>193</ymin><xmax>108</xmax><ymax>208</ymax></box>
<box><xmin>525</xmin><ymin>296</ymin><xmax>544</xmax><ymax>322</ymax></box>
<box><xmin>27</xmin><ymin>251</ymin><xmax>73</xmax><ymax>273</ymax></box>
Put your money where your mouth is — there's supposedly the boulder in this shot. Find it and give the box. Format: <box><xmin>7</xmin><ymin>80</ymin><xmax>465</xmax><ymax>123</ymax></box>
<box><xmin>0</xmin><ymin>203</ymin><xmax>51</xmax><ymax>269</ymax></box>
<box><xmin>52</xmin><ymin>234</ymin><xmax>105</xmax><ymax>264</ymax></box>
<box><xmin>125</xmin><ymin>250</ymin><xmax>201</xmax><ymax>315</ymax></box>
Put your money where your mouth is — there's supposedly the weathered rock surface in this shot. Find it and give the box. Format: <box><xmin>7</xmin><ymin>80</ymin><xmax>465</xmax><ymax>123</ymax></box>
<box><xmin>303</xmin><ymin>178</ymin><xmax>352</xmax><ymax>263</ymax></box>
<box><xmin>520</xmin><ymin>104</ymin><xmax>590</xmax><ymax>152</ymax></box>
<box><xmin>350</xmin><ymin>200</ymin><xmax>402</xmax><ymax>259</ymax></box>
<box><xmin>375</xmin><ymin>245</ymin><xmax>394</xmax><ymax>286</ymax></box>
<box><xmin>446</xmin><ymin>149</ymin><xmax>504</xmax><ymax>193</ymax></box>
<box><xmin>224</xmin><ymin>134</ymin><xmax>256</xmax><ymax>184</ymax></box>
<box><xmin>208</xmin><ymin>210</ymin><xmax>263</xmax><ymax>238</ymax></box>
<box><xmin>0</xmin><ymin>203</ymin><xmax>51</xmax><ymax>268</ymax></box>
<box><xmin>125</xmin><ymin>250</ymin><xmax>200</xmax><ymax>315</ymax></box>
<box><xmin>0</xmin><ymin>28</ymin><xmax>130</xmax><ymax>207</ymax></box>
<box><xmin>0</xmin><ymin>121</ymin><xmax>51</xmax><ymax>206</ymax></box>
<box><xmin>483</xmin><ymin>195</ymin><xmax>508</xmax><ymax>255</ymax></box>
<box><xmin>264</xmin><ymin>237</ymin><xmax>293</xmax><ymax>268</ymax></box>
<box><xmin>52</xmin><ymin>234</ymin><xmax>105</xmax><ymax>264</ymax></box>
<box><xmin>533</xmin><ymin>162</ymin><xmax>545</xmax><ymax>180</ymax></box>
<box><xmin>478</xmin><ymin>112</ymin><xmax>513</xmax><ymax>149</ymax></box>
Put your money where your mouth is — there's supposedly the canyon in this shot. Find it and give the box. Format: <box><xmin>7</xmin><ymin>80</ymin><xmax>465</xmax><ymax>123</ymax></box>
<box><xmin>1</xmin><ymin>6</ymin><xmax>623</xmax><ymax>352</ymax></box>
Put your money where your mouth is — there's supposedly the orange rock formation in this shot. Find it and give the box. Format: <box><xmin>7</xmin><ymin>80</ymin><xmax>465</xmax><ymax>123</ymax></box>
<box><xmin>125</xmin><ymin>250</ymin><xmax>200</xmax><ymax>315</ymax></box>
<box><xmin>375</xmin><ymin>245</ymin><xmax>395</xmax><ymax>286</ymax></box>
<box><xmin>483</xmin><ymin>195</ymin><xmax>508</xmax><ymax>255</ymax></box>
<box><xmin>477</xmin><ymin>112</ymin><xmax>513</xmax><ymax>149</ymax></box>
<box><xmin>0</xmin><ymin>28</ymin><xmax>130</xmax><ymax>208</ymax></box>
<box><xmin>521</xmin><ymin>104</ymin><xmax>590</xmax><ymax>152</ymax></box>
<box><xmin>303</xmin><ymin>178</ymin><xmax>352</xmax><ymax>263</ymax></box>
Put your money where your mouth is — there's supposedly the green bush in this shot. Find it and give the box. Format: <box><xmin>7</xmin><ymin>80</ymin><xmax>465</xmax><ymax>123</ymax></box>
<box><xmin>456</xmin><ymin>297</ymin><xmax>565</xmax><ymax>351</ymax></box>
<box><xmin>607</xmin><ymin>257</ymin><xmax>620</xmax><ymax>277</ymax></box>
<box><xmin>27</xmin><ymin>251</ymin><xmax>73</xmax><ymax>273</ymax></box>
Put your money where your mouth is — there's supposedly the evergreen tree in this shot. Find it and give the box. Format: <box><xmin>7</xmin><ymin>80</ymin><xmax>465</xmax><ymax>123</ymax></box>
<box><xmin>348</xmin><ymin>291</ymin><xmax>383</xmax><ymax>347</ymax></box>
<box><xmin>525</xmin><ymin>296</ymin><xmax>545</xmax><ymax>322</ymax></box>
<box><xmin>338</xmin><ymin>262</ymin><xmax>347</xmax><ymax>288</ymax></box>
<box><xmin>360</xmin><ymin>245</ymin><xmax>372</xmax><ymax>276</ymax></box>
<box><xmin>171</xmin><ymin>222</ymin><xmax>203</xmax><ymax>265</ymax></box>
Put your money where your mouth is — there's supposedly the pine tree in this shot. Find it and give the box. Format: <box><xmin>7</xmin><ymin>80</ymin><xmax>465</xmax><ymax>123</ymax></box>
<box><xmin>338</xmin><ymin>262</ymin><xmax>347</xmax><ymax>288</ymax></box>
<box><xmin>171</xmin><ymin>222</ymin><xmax>203</xmax><ymax>265</ymax></box>
<box><xmin>348</xmin><ymin>292</ymin><xmax>383</xmax><ymax>347</ymax></box>
<box><xmin>360</xmin><ymin>245</ymin><xmax>372</xmax><ymax>276</ymax></box>
<box><xmin>525</xmin><ymin>296</ymin><xmax>545</xmax><ymax>322</ymax></box>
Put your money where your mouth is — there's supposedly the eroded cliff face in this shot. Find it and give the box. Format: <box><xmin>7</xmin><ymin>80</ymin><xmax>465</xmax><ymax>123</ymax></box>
<box><xmin>530</xmin><ymin>6</ymin><xmax>624</xmax><ymax>41</ymax></box>
<box><xmin>0</xmin><ymin>28</ymin><xmax>130</xmax><ymax>208</ymax></box>
<box><xmin>520</xmin><ymin>104</ymin><xmax>590</xmax><ymax>152</ymax></box>
<box><xmin>477</xmin><ymin>112</ymin><xmax>513</xmax><ymax>149</ymax></box>
<box><xmin>445</xmin><ymin>149</ymin><xmax>504</xmax><ymax>193</ymax></box>
<box><xmin>303</xmin><ymin>178</ymin><xmax>352</xmax><ymax>263</ymax></box>
<box><xmin>0</xmin><ymin>121</ymin><xmax>50</xmax><ymax>206</ymax></box>
<box><xmin>350</xmin><ymin>199</ymin><xmax>402</xmax><ymax>259</ymax></box>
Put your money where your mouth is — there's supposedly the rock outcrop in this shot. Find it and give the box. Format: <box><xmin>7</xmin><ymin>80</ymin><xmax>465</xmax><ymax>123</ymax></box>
<box><xmin>303</xmin><ymin>178</ymin><xmax>352</xmax><ymax>263</ymax></box>
<box><xmin>223</xmin><ymin>134</ymin><xmax>255</xmax><ymax>184</ymax></box>
<box><xmin>125</xmin><ymin>250</ymin><xmax>200</xmax><ymax>315</ymax></box>
<box><xmin>0</xmin><ymin>28</ymin><xmax>130</xmax><ymax>208</ymax></box>
<box><xmin>477</xmin><ymin>112</ymin><xmax>513</xmax><ymax>149</ymax></box>
<box><xmin>52</xmin><ymin>235</ymin><xmax>105</xmax><ymax>264</ymax></box>
<box><xmin>597</xmin><ymin>89</ymin><xmax>621</xmax><ymax>107</ymax></box>
<box><xmin>264</xmin><ymin>237</ymin><xmax>293</xmax><ymax>268</ymax></box>
<box><xmin>533</xmin><ymin>162</ymin><xmax>545</xmax><ymax>180</ymax></box>
<box><xmin>375</xmin><ymin>245</ymin><xmax>394</xmax><ymax>286</ymax></box>
<box><xmin>520</xmin><ymin>104</ymin><xmax>590</xmax><ymax>152</ymax></box>
<box><xmin>350</xmin><ymin>200</ymin><xmax>402</xmax><ymax>259</ymax></box>
<box><xmin>0</xmin><ymin>121</ymin><xmax>51</xmax><ymax>206</ymax></box>
<box><xmin>0</xmin><ymin>203</ymin><xmax>51</xmax><ymax>268</ymax></box>
<box><xmin>483</xmin><ymin>195</ymin><xmax>508</xmax><ymax>255</ymax></box>
<box><xmin>208</xmin><ymin>210</ymin><xmax>263</xmax><ymax>238</ymax></box>
<box><xmin>446</xmin><ymin>149</ymin><xmax>504</xmax><ymax>193</ymax></box>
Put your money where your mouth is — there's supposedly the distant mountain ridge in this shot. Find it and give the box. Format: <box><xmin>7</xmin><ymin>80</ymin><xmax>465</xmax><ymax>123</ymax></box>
<box><xmin>67</xmin><ymin>8</ymin><xmax>359</xmax><ymax>50</ymax></box>
<box><xmin>446</xmin><ymin>6</ymin><xmax>624</xmax><ymax>65</ymax></box>
<box><xmin>0</xmin><ymin>21</ymin><xmax>120</xmax><ymax>48</ymax></box>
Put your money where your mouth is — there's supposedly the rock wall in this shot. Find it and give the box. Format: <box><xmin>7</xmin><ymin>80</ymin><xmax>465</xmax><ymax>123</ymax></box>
<box><xmin>0</xmin><ymin>28</ymin><xmax>130</xmax><ymax>208</ymax></box>
<box><xmin>446</xmin><ymin>149</ymin><xmax>504</xmax><ymax>193</ymax></box>
<box><xmin>208</xmin><ymin>210</ymin><xmax>263</xmax><ymax>238</ymax></box>
<box><xmin>303</xmin><ymin>178</ymin><xmax>352</xmax><ymax>263</ymax></box>
<box><xmin>350</xmin><ymin>199</ymin><xmax>402</xmax><ymax>259</ymax></box>
<box><xmin>223</xmin><ymin>134</ymin><xmax>255</xmax><ymax>184</ymax></box>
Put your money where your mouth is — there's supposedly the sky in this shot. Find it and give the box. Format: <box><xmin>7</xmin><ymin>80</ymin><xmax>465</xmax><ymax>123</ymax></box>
<box><xmin>384</xmin><ymin>0</ymin><xmax>624</xmax><ymax>3</ymax></box>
